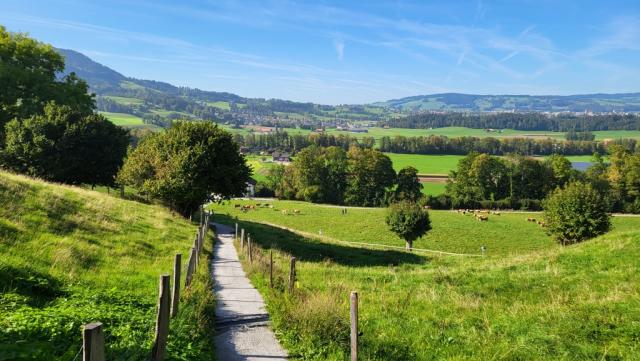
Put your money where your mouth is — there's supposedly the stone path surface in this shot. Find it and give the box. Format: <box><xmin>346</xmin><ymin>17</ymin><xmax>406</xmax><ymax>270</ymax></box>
<box><xmin>212</xmin><ymin>222</ymin><xmax>288</xmax><ymax>360</ymax></box>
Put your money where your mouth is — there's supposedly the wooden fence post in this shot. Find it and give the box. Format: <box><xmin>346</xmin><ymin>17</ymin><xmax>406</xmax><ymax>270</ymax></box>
<box><xmin>83</xmin><ymin>322</ymin><xmax>105</xmax><ymax>361</ymax></box>
<box><xmin>289</xmin><ymin>257</ymin><xmax>296</xmax><ymax>292</ymax></box>
<box><xmin>151</xmin><ymin>275</ymin><xmax>171</xmax><ymax>361</ymax></box>
<box><xmin>171</xmin><ymin>254</ymin><xmax>181</xmax><ymax>317</ymax></box>
<box><xmin>350</xmin><ymin>291</ymin><xmax>358</xmax><ymax>361</ymax></box>
<box><xmin>240</xmin><ymin>229</ymin><xmax>245</xmax><ymax>250</ymax></box>
<box><xmin>119</xmin><ymin>184</ymin><xmax>125</xmax><ymax>199</ymax></box>
<box><xmin>185</xmin><ymin>247</ymin><xmax>197</xmax><ymax>287</ymax></box>
<box><xmin>269</xmin><ymin>250</ymin><xmax>273</xmax><ymax>288</ymax></box>
<box><xmin>235</xmin><ymin>223</ymin><xmax>238</xmax><ymax>240</ymax></box>
<box><xmin>248</xmin><ymin>235</ymin><xmax>253</xmax><ymax>263</ymax></box>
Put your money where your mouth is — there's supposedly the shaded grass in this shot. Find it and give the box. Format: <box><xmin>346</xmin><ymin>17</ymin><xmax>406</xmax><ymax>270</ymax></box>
<box><xmin>226</xmin><ymin>217</ymin><xmax>640</xmax><ymax>360</ymax></box>
<box><xmin>0</xmin><ymin>171</ymin><xmax>214</xmax><ymax>360</ymax></box>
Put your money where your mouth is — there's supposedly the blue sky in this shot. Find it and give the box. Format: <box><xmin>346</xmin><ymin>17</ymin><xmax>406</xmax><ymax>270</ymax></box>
<box><xmin>2</xmin><ymin>0</ymin><xmax>640</xmax><ymax>104</ymax></box>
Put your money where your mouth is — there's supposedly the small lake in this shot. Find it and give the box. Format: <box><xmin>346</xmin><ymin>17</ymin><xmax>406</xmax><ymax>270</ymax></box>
<box><xmin>571</xmin><ymin>161</ymin><xmax>593</xmax><ymax>171</ymax></box>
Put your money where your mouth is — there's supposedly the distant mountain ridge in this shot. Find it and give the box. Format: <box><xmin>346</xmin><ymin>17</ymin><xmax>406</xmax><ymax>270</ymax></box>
<box><xmin>375</xmin><ymin>92</ymin><xmax>640</xmax><ymax>113</ymax></box>
<box><xmin>57</xmin><ymin>48</ymin><xmax>640</xmax><ymax>127</ymax></box>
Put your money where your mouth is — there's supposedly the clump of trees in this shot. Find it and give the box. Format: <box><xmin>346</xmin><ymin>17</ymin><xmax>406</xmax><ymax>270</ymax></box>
<box><xmin>117</xmin><ymin>121</ymin><xmax>251</xmax><ymax>216</ymax></box>
<box><xmin>0</xmin><ymin>26</ymin><xmax>129</xmax><ymax>186</ymax></box>
<box><xmin>2</xmin><ymin>103</ymin><xmax>129</xmax><ymax>185</ymax></box>
<box><xmin>543</xmin><ymin>181</ymin><xmax>610</xmax><ymax>244</ymax></box>
<box><xmin>267</xmin><ymin>145</ymin><xmax>418</xmax><ymax>207</ymax></box>
<box><xmin>385</xmin><ymin>201</ymin><xmax>431</xmax><ymax>250</ymax></box>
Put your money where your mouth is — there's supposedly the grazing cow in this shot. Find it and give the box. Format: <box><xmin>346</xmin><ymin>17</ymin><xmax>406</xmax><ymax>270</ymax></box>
<box><xmin>281</xmin><ymin>209</ymin><xmax>288</xmax><ymax>215</ymax></box>
<box><xmin>268</xmin><ymin>204</ymin><xmax>274</xmax><ymax>209</ymax></box>
<box><xmin>477</xmin><ymin>215</ymin><xmax>489</xmax><ymax>221</ymax></box>
<box><xmin>527</xmin><ymin>217</ymin><xmax>536</xmax><ymax>222</ymax></box>
<box><xmin>234</xmin><ymin>204</ymin><xmax>241</xmax><ymax>208</ymax></box>
<box><xmin>293</xmin><ymin>209</ymin><xmax>300</xmax><ymax>214</ymax></box>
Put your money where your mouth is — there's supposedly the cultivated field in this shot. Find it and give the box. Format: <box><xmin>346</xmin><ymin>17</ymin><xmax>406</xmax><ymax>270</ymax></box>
<box><xmin>0</xmin><ymin>171</ymin><xmax>214</xmax><ymax>360</ymax></box>
<box><xmin>209</xmin><ymin>200</ymin><xmax>640</xmax><ymax>360</ymax></box>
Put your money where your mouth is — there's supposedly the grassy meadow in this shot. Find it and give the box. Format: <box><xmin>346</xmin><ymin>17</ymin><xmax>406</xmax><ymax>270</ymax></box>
<box><xmin>0</xmin><ymin>171</ymin><xmax>215</xmax><ymax>360</ymax></box>
<box><xmin>208</xmin><ymin>200</ymin><xmax>640</xmax><ymax>256</ymax></box>
<box><xmin>212</xmin><ymin>203</ymin><xmax>640</xmax><ymax>360</ymax></box>
<box><xmin>99</xmin><ymin>111</ymin><xmax>145</xmax><ymax>126</ymax></box>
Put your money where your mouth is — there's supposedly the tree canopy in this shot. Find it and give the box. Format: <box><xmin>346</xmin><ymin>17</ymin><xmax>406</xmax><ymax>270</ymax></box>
<box><xmin>385</xmin><ymin>201</ymin><xmax>431</xmax><ymax>250</ymax></box>
<box><xmin>0</xmin><ymin>26</ymin><xmax>95</xmax><ymax>142</ymax></box>
<box><xmin>2</xmin><ymin>103</ymin><xmax>129</xmax><ymax>185</ymax></box>
<box><xmin>117</xmin><ymin>121</ymin><xmax>250</xmax><ymax>216</ymax></box>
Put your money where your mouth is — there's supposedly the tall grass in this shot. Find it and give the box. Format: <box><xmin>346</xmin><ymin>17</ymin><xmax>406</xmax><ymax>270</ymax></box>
<box><xmin>0</xmin><ymin>171</ymin><xmax>215</xmax><ymax>360</ymax></box>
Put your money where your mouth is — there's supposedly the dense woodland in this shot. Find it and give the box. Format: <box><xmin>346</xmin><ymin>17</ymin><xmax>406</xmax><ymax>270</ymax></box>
<box><xmin>388</xmin><ymin>112</ymin><xmax>640</xmax><ymax>131</ymax></box>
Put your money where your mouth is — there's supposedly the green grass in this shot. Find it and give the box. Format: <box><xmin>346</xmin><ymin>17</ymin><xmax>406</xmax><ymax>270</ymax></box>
<box><xmin>421</xmin><ymin>182</ymin><xmax>447</xmax><ymax>195</ymax></box>
<box><xmin>207</xmin><ymin>101</ymin><xmax>230</xmax><ymax>110</ymax></box>
<box><xmin>0</xmin><ymin>171</ymin><xmax>215</xmax><ymax>360</ymax></box>
<box><xmin>100</xmin><ymin>111</ymin><xmax>145</xmax><ymax>126</ymax></box>
<box><xmin>210</xmin><ymin>200</ymin><xmax>640</xmax><ymax>256</ymax></box>
<box><xmin>246</xmin><ymin>155</ymin><xmax>278</xmax><ymax>183</ymax></box>
<box><xmin>103</xmin><ymin>96</ymin><xmax>144</xmax><ymax>106</ymax></box>
<box><xmin>386</xmin><ymin>153</ymin><xmax>463</xmax><ymax>175</ymax></box>
<box><xmin>212</xmin><ymin>203</ymin><xmax>640</xmax><ymax>360</ymax></box>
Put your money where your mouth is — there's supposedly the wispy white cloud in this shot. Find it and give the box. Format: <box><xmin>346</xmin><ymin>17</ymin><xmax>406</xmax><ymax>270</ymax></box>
<box><xmin>334</xmin><ymin>38</ymin><xmax>345</xmax><ymax>61</ymax></box>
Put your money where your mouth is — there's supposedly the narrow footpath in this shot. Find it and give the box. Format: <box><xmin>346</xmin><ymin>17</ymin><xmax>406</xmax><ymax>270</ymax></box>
<box><xmin>211</xmin><ymin>222</ymin><xmax>288</xmax><ymax>360</ymax></box>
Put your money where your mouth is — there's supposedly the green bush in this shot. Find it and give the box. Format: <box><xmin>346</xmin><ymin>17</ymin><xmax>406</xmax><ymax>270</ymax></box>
<box><xmin>385</xmin><ymin>201</ymin><xmax>431</xmax><ymax>250</ymax></box>
<box><xmin>542</xmin><ymin>181</ymin><xmax>610</xmax><ymax>245</ymax></box>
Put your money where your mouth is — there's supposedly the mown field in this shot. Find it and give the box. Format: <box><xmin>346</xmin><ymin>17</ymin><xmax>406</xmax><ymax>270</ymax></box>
<box><xmin>0</xmin><ymin>171</ymin><xmax>215</xmax><ymax>360</ymax></box>
<box><xmin>99</xmin><ymin>111</ymin><xmax>145</xmax><ymax>126</ymax></box>
<box><xmin>211</xmin><ymin>201</ymin><xmax>640</xmax><ymax>360</ymax></box>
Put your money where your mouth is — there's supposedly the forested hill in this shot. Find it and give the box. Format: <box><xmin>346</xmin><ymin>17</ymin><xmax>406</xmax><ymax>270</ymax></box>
<box><xmin>56</xmin><ymin>48</ymin><xmax>393</xmax><ymax>127</ymax></box>
<box><xmin>375</xmin><ymin>92</ymin><xmax>640</xmax><ymax>112</ymax></box>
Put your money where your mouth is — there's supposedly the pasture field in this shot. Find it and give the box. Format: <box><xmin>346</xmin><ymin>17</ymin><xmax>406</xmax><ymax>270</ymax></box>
<box><xmin>102</xmin><ymin>95</ymin><xmax>144</xmax><ymax>105</ymax></box>
<box><xmin>421</xmin><ymin>181</ymin><xmax>447</xmax><ymax>195</ymax></box>
<box><xmin>209</xmin><ymin>199</ymin><xmax>640</xmax><ymax>255</ymax></box>
<box><xmin>0</xmin><ymin>171</ymin><xmax>215</xmax><ymax>360</ymax></box>
<box><xmin>212</xmin><ymin>202</ymin><xmax>640</xmax><ymax>360</ymax></box>
<box><xmin>223</xmin><ymin>125</ymin><xmax>640</xmax><ymax>142</ymax></box>
<box><xmin>246</xmin><ymin>155</ymin><xmax>278</xmax><ymax>182</ymax></box>
<box><xmin>100</xmin><ymin>111</ymin><xmax>145</xmax><ymax>126</ymax></box>
<box><xmin>387</xmin><ymin>153</ymin><xmax>603</xmax><ymax>176</ymax></box>
<box><xmin>207</xmin><ymin>101</ymin><xmax>231</xmax><ymax>110</ymax></box>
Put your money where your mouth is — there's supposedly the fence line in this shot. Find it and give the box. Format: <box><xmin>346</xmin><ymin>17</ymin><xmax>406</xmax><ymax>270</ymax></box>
<box><xmin>80</xmin><ymin>207</ymin><xmax>212</xmax><ymax>361</ymax></box>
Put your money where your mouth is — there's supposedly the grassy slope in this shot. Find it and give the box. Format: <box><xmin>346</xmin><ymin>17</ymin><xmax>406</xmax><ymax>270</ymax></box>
<box><xmin>213</xmin><ymin>204</ymin><xmax>640</xmax><ymax>360</ymax></box>
<box><xmin>99</xmin><ymin>111</ymin><xmax>145</xmax><ymax>126</ymax></box>
<box><xmin>208</xmin><ymin>200</ymin><xmax>640</xmax><ymax>256</ymax></box>
<box><xmin>0</xmin><ymin>171</ymin><xmax>215</xmax><ymax>360</ymax></box>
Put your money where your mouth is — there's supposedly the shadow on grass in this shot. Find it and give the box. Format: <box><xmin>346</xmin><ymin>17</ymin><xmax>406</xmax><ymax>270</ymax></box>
<box><xmin>215</xmin><ymin>214</ymin><xmax>427</xmax><ymax>267</ymax></box>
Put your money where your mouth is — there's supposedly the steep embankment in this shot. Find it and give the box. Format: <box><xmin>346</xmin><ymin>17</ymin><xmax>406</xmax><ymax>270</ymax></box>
<box><xmin>0</xmin><ymin>171</ymin><xmax>214</xmax><ymax>361</ymax></box>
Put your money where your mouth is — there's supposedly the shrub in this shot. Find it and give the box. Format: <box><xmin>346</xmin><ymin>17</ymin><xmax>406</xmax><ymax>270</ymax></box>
<box><xmin>542</xmin><ymin>181</ymin><xmax>610</xmax><ymax>245</ymax></box>
<box><xmin>385</xmin><ymin>201</ymin><xmax>431</xmax><ymax>250</ymax></box>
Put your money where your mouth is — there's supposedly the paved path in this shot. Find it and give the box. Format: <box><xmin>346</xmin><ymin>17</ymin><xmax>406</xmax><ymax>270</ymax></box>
<box><xmin>212</xmin><ymin>223</ymin><xmax>288</xmax><ymax>361</ymax></box>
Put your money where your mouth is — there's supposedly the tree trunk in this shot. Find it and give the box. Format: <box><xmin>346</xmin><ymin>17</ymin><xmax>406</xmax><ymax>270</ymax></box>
<box><xmin>406</xmin><ymin>239</ymin><xmax>413</xmax><ymax>251</ymax></box>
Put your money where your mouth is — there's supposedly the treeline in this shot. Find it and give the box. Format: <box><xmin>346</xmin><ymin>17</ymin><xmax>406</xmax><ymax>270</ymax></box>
<box><xmin>233</xmin><ymin>130</ymin><xmax>640</xmax><ymax>156</ymax></box>
<box><xmin>263</xmin><ymin>145</ymin><xmax>420</xmax><ymax>207</ymax></box>
<box><xmin>235</xmin><ymin>131</ymin><xmax>376</xmax><ymax>153</ymax></box>
<box><xmin>427</xmin><ymin>148</ymin><xmax>640</xmax><ymax>213</ymax></box>
<box><xmin>388</xmin><ymin>112</ymin><xmax>640</xmax><ymax>132</ymax></box>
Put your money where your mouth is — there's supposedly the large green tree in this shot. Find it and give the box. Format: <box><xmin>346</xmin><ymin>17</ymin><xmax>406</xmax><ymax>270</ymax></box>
<box><xmin>117</xmin><ymin>121</ymin><xmax>250</xmax><ymax>216</ymax></box>
<box><xmin>394</xmin><ymin>166</ymin><xmax>423</xmax><ymax>202</ymax></box>
<box><xmin>0</xmin><ymin>26</ymin><xmax>94</xmax><ymax>141</ymax></box>
<box><xmin>447</xmin><ymin>153</ymin><xmax>509</xmax><ymax>206</ymax></box>
<box><xmin>345</xmin><ymin>147</ymin><xmax>396</xmax><ymax>207</ymax></box>
<box><xmin>543</xmin><ymin>181</ymin><xmax>610</xmax><ymax>245</ymax></box>
<box><xmin>2</xmin><ymin>103</ymin><xmax>129</xmax><ymax>185</ymax></box>
<box><xmin>385</xmin><ymin>201</ymin><xmax>431</xmax><ymax>250</ymax></box>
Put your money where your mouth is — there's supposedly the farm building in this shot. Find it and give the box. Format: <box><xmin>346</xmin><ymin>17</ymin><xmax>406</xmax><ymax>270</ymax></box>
<box><xmin>245</xmin><ymin>178</ymin><xmax>257</xmax><ymax>197</ymax></box>
<box><xmin>272</xmin><ymin>151</ymin><xmax>291</xmax><ymax>163</ymax></box>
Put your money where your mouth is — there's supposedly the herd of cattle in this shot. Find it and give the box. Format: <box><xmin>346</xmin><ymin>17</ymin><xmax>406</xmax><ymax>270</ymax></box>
<box><xmin>234</xmin><ymin>203</ymin><xmax>301</xmax><ymax>215</ymax></box>
<box><xmin>453</xmin><ymin>209</ymin><xmax>547</xmax><ymax>227</ymax></box>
